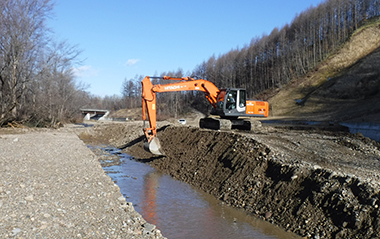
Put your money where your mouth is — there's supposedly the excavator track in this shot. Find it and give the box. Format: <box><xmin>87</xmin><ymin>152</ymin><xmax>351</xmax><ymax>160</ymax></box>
<box><xmin>199</xmin><ymin>118</ymin><xmax>251</xmax><ymax>130</ymax></box>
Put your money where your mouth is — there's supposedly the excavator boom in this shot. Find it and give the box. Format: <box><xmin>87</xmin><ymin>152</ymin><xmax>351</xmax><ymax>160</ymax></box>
<box><xmin>141</xmin><ymin>76</ymin><xmax>220</xmax><ymax>155</ymax></box>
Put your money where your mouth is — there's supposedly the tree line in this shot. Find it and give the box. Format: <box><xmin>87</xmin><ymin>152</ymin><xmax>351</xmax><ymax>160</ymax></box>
<box><xmin>0</xmin><ymin>0</ymin><xmax>94</xmax><ymax>126</ymax></box>
<box><xmin>121</xmin><ymin>0</ymin><xmax>380</xmax><ymax>118</ymax></box>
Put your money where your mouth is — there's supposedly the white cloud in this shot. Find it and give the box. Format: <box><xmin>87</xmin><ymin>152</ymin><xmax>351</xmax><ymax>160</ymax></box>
<box><xmin>125</xmin><ymin>59</ymin><xmax>140</xmax><ymax>67</ymax></box>
<box><xmin>71</xmin><ymin>65</ymin><xmax>99</xmax><ymax>78</ymax></box>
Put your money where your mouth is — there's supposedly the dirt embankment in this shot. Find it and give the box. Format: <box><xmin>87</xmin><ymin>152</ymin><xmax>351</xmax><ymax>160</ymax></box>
<box><xmin>85</xmin><ymin>121</ymin><xmax>380</xmax><ymax>239</ymax></box>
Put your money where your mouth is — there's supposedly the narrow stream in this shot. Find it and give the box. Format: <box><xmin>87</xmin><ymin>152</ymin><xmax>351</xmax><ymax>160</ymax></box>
<box><xmin>340</xmin><ymin>122</ymin><xmax>380</xmax><ymax>141</ymax></box>
<box><xmin>94</xmin><ymin>146</ymin><xmax>300</xmax><ymax>239</ymax></box>
<box><xmin>263</xmin><ymin>120</ymin><xmax>380</xmax><ymax>142</ymax></box>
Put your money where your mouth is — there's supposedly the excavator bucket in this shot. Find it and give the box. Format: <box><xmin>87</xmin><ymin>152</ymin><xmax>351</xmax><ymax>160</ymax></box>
<box><xmin>143</xmin><ymin>137</ymin><xmax>165</xmax><ymax>155</ymax></box>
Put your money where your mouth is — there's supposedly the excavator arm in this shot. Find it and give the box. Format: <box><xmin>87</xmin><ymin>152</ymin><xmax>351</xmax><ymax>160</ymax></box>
<box><xmin>141</xmin><ymin>76</ymin><xmax>220</xmax><ymax>155</ymax></box>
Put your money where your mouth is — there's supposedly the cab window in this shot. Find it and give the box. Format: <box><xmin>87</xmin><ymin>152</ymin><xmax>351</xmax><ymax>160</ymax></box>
<box><xmin>239</xmin><ymin>90</ymin><xmax>246</xmax><ymax>108</ymax></box>
<box><xmin>226</xmin><ymin>90</ymin><xmax>237</xmax><ymax>110</ymax></box>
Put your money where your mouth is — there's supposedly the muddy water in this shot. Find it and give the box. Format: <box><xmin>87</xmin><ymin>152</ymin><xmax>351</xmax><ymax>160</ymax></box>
<box><xmin>100</xmin><ymin>147</ymin><xmax>300</xmax><ymax>239</ymax></box>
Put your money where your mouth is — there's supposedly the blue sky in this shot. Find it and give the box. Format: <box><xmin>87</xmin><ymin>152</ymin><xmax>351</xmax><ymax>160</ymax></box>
<box><xmin>48</xmin><ymin>0</ymin><xmax>325</xmax><ymax>97</ymax></box>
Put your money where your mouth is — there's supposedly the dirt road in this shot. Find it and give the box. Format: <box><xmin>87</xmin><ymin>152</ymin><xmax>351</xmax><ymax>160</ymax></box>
<box><xmin>83</xmin><ymin>121</ymin><xmax>380</xmax><ymax>239</ymax></box>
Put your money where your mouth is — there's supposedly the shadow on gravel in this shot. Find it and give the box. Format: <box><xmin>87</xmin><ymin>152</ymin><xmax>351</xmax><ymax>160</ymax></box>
<box><xmin>75</xmin><ymin>123</ymin><xmax>94</xmax><ymax>127</ymax></box>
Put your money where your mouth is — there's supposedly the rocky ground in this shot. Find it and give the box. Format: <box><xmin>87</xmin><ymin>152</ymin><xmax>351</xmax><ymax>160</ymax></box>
<box><xmin>1</xmin><ymin>117</ymin><xmax>380</xmax><ymax>239</ymax></box>
<box><xmin>80</xmin><ymin>120</ymin><xmax>380</xmax><ymax>239</ymax></box>
<box><xmin>0</xmin><ymin>125</ymin><xmax>166</xmax><ymax>239</ymax></box>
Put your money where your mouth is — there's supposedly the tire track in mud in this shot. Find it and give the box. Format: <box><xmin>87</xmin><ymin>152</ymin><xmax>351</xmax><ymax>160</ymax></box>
<box><xmin>126</xmin><ymin>125</ymin><xmax>380</xmax><ymax>239</ymax></box>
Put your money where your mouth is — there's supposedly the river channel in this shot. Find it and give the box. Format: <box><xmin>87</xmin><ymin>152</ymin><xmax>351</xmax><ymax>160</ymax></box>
<box><xmin>262</xmin><ymin>120</ymin><xmax>380</xmax><ymax>142</ymax></box>
<box><xmin>93</xmin><ymin>146</ymin><xmax>300</xmax><ymax>239</ymax></box>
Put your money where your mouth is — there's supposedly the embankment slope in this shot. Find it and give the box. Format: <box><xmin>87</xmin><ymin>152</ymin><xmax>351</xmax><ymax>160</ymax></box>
<box><xmin>268</xmin><ymin>18</ymin><xmax>380</xmax><ymax>123</ymax></box>
<box><xmin>89</xmin><ymin>122</ymin><xmax>380</xmax><ymax>239</ymax></box>
<box><xmin>134</xmin><ymin>126</ymin><xmax>380</xmax><ymax>238</ymax></box>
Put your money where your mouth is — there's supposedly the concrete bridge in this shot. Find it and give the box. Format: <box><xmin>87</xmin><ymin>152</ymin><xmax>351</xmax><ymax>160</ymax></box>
<box><xmin>81</xmin><ymin>109</ymin><xmax>110</xmax><ymax>121</ymax></box>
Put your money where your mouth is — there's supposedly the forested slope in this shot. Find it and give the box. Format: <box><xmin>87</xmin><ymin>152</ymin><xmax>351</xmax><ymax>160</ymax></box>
<box><xmin>268</xmin><ymin>18</ymin><xmax>380</xmax><ymax>123</ymax></box>
<box><xmin>140</xmin><ymin>0</ymin><xmax>380</xmax><ymax>119</ymax></box>
<box><xmin>192</xmin><ymin>0</ymin><xmax>380</xmax><ymax>96</ymax></box>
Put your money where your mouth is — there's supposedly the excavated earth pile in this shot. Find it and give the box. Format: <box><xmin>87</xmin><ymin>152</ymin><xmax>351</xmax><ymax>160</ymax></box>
<box><xmin>86</xmin><ymin>122</ymin><xmax>380</xmax><ymax>239</ymax></box>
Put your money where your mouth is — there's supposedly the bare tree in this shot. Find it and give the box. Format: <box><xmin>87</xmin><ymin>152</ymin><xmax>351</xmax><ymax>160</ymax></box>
<box><xmin>0</xmin><ymin>0</ymin><xmax>53</xmax><ymax>125</ymax></box>
<box><xmin>121</xmin><ymin>75</ymin><xmax>142</xmax><ymax>109</ymax></box>
<box><xmin>0</xmin><ymin>0</ymin><xmax>92</xmax><ymax>126</ymax></box>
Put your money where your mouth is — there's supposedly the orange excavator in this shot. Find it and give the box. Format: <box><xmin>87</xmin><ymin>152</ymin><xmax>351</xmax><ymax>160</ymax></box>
<box><xmin>141</xmin><ymin>76</ymin><xmax>269</xmax><ymax>155</ymax></box>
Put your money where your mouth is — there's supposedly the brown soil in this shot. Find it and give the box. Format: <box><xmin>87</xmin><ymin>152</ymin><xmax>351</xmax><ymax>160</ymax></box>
<box><xmin>83</xmin><ymin>121</ymin><xmax>380</xmax><ymax>239</ymax></box>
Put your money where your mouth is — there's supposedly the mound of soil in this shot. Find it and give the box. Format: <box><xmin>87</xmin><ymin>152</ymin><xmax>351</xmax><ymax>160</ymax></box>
<box><xmin>87</xmin><ymin>122</ymin><xmax>380</xmax><ymax>239</ymax></box>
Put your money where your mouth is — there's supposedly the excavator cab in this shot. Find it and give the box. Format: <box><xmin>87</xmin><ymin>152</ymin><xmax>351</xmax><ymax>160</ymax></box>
<box><xmin>213</xmin><ymin>88</ymin><xmax>247</xmax><ymax>118</ymax></box>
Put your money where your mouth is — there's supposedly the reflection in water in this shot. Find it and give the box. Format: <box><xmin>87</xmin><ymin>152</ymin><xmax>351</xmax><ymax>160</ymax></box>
<box><xmin>142</xmin><ymin>171</ymin><xmax>159</xmax><ymax>225</ymax></box>
<box><xmin>103</xmin><ymin>151</ymin><xmax>300</xmax><ymax>239</ymax></box>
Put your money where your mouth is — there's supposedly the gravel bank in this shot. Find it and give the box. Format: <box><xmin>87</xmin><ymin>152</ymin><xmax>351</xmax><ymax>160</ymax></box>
<box><xmin>0</xmin><ymin>127</ymin><xmax>165</xmax><ymax>238</ymax></box>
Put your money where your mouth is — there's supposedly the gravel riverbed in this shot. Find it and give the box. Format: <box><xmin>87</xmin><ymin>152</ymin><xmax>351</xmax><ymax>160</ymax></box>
<box><xmin>0</xmin><ymin>126</ymin><xmax>166</xmax><ymax>238</ymax></box>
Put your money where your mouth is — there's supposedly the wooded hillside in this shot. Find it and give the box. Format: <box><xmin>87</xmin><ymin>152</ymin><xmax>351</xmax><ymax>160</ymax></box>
<box><xmin>269</xmin><ymin>17</ymin><xmax>380</xmax><ymax>122</ymax></box>
<box><xmin>192</xmin><ymin>0</ymin><xmax>380</xmax><ymax>97</ymax></box>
